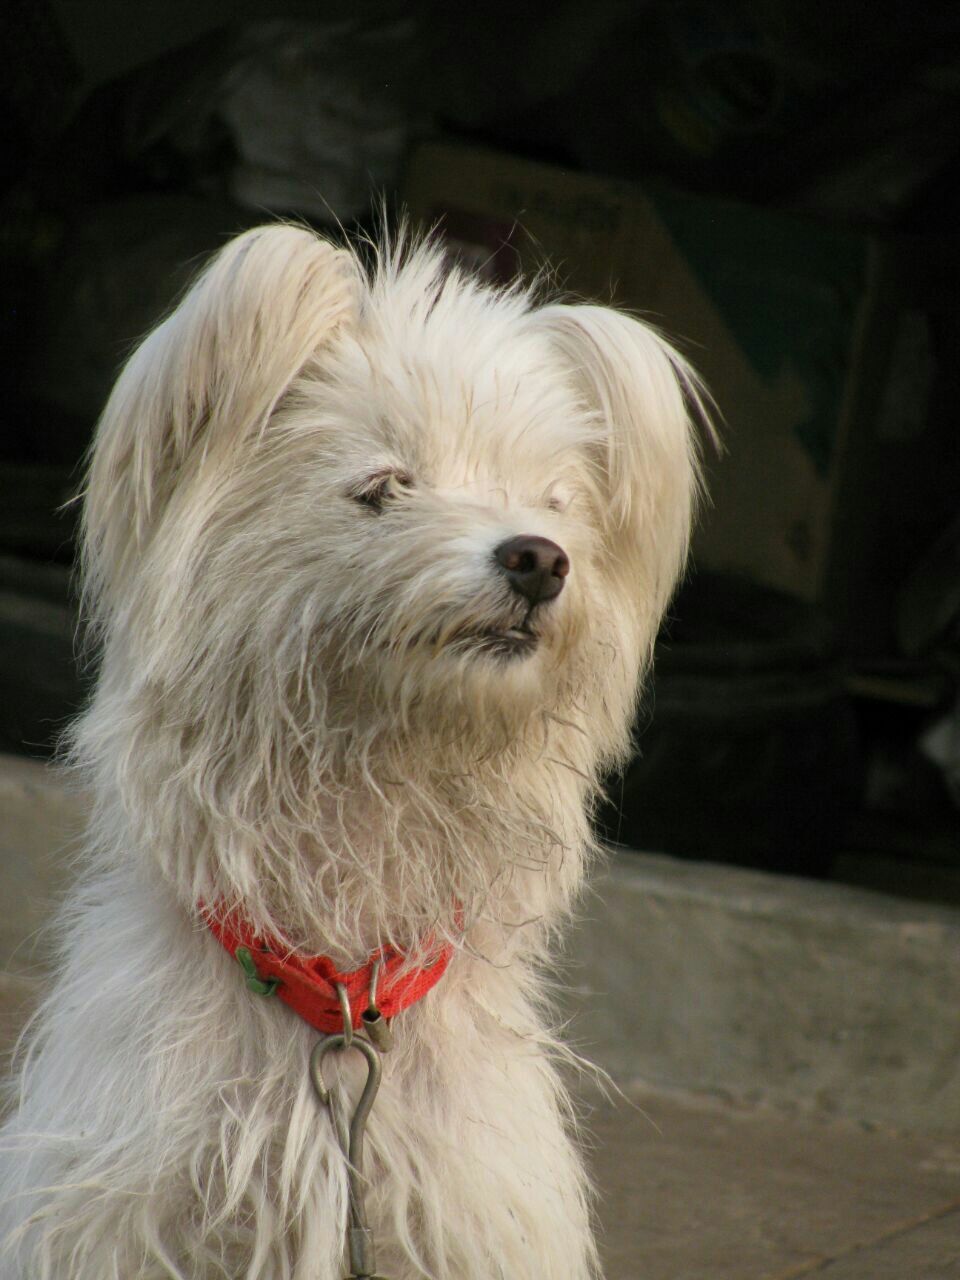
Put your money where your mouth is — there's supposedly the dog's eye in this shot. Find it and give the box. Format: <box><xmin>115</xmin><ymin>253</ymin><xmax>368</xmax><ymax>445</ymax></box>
<box><xmin>349</xmin><ymin>469</ymin><xmax>414</xmax><ymax>513</ymax></box>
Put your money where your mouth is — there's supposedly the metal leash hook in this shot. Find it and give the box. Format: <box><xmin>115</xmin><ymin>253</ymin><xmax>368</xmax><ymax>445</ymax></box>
<box><xmin>310</xmin><ymin>1023</ymin><xmax>389</xmax><ymax>1279</ymax></box>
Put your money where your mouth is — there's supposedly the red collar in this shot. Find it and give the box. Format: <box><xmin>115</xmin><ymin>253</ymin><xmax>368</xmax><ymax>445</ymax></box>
<box><xmin>201</xmin><ymin>904</ymin><xmax>454</xmax><ymax>1034</ymax></box>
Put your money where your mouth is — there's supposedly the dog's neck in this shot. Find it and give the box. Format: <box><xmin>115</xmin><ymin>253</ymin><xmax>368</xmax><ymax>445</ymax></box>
<box><xmin>175</xmin><ymin>726</ymin><xmax>596</xmax><ymax>966</ymax></box>
<box><xmin>258</xmin><ymin>739</ymin><xmax>597</xmax><ymax>964</ymax></box>
<box><xmin>80</xmin><ymin>672</ymin><xmax>606</xmax><ymax>967</ymax></box>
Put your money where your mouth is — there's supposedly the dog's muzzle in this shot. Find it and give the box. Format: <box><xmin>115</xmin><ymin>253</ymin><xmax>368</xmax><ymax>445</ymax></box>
<box><xmin>457</xmin><ymin>534</ymin><xmax>568</xmax><ymax>660</ymax></box>
<box><xmin>430</xmin><ymin>535</ymin><xmax>571</xmax><ymax>662</ymax></box>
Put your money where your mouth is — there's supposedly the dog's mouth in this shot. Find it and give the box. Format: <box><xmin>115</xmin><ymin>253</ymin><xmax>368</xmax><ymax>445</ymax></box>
<box><xmin>415</xmin><ymin>611</ymin><xmax>547</xmax><ymax>662</ymax></box>
<box><xmin>463</xmin><ymin>624</ymin><xmax>540</xmax><ymax>660</ymax></box>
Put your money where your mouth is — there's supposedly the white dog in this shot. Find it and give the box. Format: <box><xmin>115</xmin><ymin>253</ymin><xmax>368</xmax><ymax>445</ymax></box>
<box><xmin>0</xmin><ymin>225</ymin><xmax>706</xmax><ymax>1278</ymax></box>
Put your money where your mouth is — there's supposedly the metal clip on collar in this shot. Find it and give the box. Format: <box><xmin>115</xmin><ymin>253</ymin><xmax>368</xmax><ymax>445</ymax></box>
<box><xmin>361</xmin><ymin>957</ymin><xmax>393</xmax><ymax>1051</ymax></box>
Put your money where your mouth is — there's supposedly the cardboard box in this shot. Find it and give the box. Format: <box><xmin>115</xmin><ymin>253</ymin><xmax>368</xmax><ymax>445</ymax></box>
<box><xmin>403</xmin><ymin>141</ymin><xmax>957</xmax><ymax>656</ymax></box>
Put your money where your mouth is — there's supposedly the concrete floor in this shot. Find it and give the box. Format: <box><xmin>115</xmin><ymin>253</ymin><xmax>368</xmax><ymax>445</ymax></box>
<box><xmin>3</xmin><ymin>1003</ymin><xmax>957</xmax><ymax>1277</ymax></box>
<box><xmin>2</xmin><ymin>754</ymin><xmax>959</xmax><ymax>1278</ymax></box>
<box><xmin>589</xmin><ymin>1083</ymin><xmax>960</xmax><ymax>1278</ymax></box>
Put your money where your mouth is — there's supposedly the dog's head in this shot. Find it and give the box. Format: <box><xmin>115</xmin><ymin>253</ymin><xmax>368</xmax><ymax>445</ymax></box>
<box><xmin>83</xmin><ymin>224</ymin><xmax>706</xmax><ymax>777</ymax></box>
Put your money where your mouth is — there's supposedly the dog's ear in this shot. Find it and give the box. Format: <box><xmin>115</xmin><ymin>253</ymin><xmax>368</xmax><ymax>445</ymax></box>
<box><xmin>536</xmin><ymin>303</ymin><xmax>711</xmax><ymax>617</ymax></box>
<box><xmin>83</xmin><ymin>224</ymin><xmax>359</xmax><ymax>615</ymax></box>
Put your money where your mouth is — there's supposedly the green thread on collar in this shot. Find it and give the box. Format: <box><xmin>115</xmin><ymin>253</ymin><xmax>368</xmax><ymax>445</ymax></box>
<box><xmin>235</xmin><ymin>945</ymin><xmax>280</xmax><ymax>997</ymax></box>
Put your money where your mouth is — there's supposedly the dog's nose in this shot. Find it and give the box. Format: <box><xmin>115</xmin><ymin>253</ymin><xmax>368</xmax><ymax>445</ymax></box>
<box><xmin>494</xmin><ymin>535</ymin><xmax>570</xmax><ymax>605</ymax></box>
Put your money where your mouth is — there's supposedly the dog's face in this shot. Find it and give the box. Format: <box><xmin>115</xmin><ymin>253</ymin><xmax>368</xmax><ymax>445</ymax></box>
<box><xmin>266</xmin><ymin>284</ymin><xmax>609</xmax><ymax>733</ymax></box>
<box><xmin>83</xmin><ymin>226</ymin><xmax>703</xmax><ymax>767</ymax></box>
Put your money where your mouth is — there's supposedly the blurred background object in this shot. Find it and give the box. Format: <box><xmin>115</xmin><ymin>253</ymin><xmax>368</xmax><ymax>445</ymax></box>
<box><xmin>597</xmin><ymin>573</ymin><xmax>859</xmax><ymax>879</ymax></box>
<box><xmin>1</xmin><ymin>0</ymin><xmax>959</xmax><ymax>903</ymax></box>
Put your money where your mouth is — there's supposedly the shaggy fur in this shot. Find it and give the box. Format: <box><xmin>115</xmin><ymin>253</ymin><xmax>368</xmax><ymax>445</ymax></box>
<box><xmin>0</xmin><ymin>225</ymin><xmax>707</xmax><ymax>1278</ymax></box>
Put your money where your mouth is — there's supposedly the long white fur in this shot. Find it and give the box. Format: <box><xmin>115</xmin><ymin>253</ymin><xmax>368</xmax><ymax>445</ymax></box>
<box><xmin>0</xmin><ymin>225</ymin><xmax>706</xmax><ymax>1278</ymax></box>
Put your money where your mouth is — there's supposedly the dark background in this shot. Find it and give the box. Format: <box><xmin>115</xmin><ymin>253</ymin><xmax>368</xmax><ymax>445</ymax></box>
<box><xmin>2</xmin><ymin>0</ymin><xmax>959</xmax><ymax>901</ymax></box>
